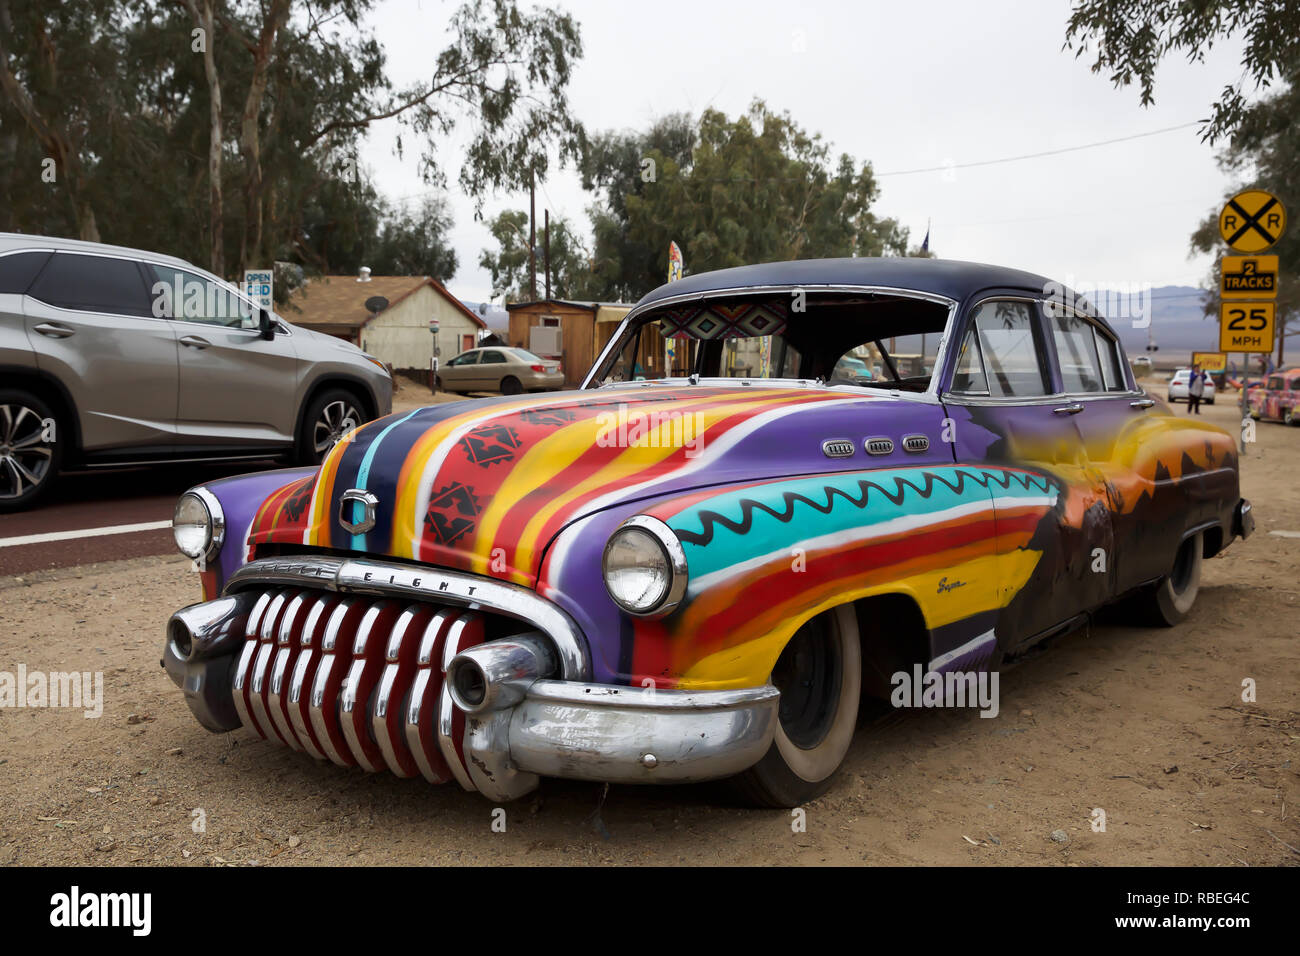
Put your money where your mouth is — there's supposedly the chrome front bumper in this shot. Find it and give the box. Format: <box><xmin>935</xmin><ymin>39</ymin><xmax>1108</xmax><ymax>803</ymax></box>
<box><xmin>162</xmin><ymin>558</ymin><xmax>779</xmax><ymax>801</ymax></box>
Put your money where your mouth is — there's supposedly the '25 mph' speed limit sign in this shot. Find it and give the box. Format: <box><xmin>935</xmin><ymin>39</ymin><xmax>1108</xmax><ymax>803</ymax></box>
<box><xmin>1219</xmin><ymin>301</ymin><xmax>1275</xmax><ymax>353</ymax></box>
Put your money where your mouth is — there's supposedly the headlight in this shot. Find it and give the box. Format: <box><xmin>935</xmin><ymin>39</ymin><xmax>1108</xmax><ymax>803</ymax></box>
<box><xmin>602</xmin><ymin>515</ymin><xmax>688</xmax><ymax>617</ymax></box>
<box><xmin>173</xmin><ymin>488</ymin><xmax>225</xmax><ymax>562</ymax></box>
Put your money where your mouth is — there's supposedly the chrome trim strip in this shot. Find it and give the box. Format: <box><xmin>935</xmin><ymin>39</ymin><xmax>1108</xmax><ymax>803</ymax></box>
<box><xmin>373</xmin><ymin>605</ymin><xmax>425</xmax><ymax>778</ymax></box>
<box><xmin>309</xmin><ymin>600</ymin><xmax>355</xmax><ymax>767</ymax></box>
<box><xmin>287</xmin><ymin>594</ymin><xmax>332</xmax><ymax>760</ymax></box>
<box><xmin>267</xmin><ymin>591</ymin><xmax>309</xmax><ymax>751</ymax></box>
<box><xmin>248</xmin><ymin>591</ymin><xmax>287</xmax><ymax>743</ymax></box>
<box><xmin>406</xmin><ymin>610</ymin><xmax>455</xmax><ymax>784</ymax></box>
<box><xmin>230</xmin><ymin>592</ymin><xmax>272</xmax><ymax>735</ymax></box>
<box><xmin>437</xmin><ymin>615</ymin><xmax>479</xmax><ymax>791</ymax></box>
<box><xmin>226</xmin><ymin>556</ymin><xmax>591</xmax><ymax>681</ymax></box>
<box><xmin>339</xmin><ymin>602</ymin><xmax>389</xmax><ymax>771</ymax></box>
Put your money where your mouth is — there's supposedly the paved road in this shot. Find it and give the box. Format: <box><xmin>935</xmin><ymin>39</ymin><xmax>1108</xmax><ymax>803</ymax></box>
<box><xmin>0</xmin><ymin>461</ymin><xmax>276</xmax><ymax>577</ymax></box>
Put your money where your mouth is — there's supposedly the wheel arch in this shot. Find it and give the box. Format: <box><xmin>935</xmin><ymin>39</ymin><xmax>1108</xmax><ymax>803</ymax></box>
<box><xmin>0</xmin><ymin>365</ymin><xmax>83</xmax><ymax>462</ymax></box>
<box><xmin>295</xmin><ymin>373</ymin><xmax>379</xmax><ymax>439</ymax></box>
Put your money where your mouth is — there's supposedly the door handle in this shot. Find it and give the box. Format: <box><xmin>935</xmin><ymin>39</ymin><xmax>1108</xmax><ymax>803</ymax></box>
<box><xmin>1052</xmin><ymin>403</ymin><xmax>1084</xmax><ymax>415</ymax></box>
<box><xmin>32</xmin><ymin>322</ymin><xmax>74</xmax><ymax>338</ymax></box>
<box><xmin>1129</xmin><ymin>398</ymin><xmax>1155</xmax><ymax>409</ymax></box>
<box><xmin>179</xmin><ymin>335</ymin><xmax>210</xmax><ymax>349</ymax></box>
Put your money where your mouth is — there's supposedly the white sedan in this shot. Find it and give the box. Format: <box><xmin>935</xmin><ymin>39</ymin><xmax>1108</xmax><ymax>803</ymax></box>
<box><xmin>1167</xmin><ymin>368</ymin><xmax>1217</xmax><ymax>404</ymax></box>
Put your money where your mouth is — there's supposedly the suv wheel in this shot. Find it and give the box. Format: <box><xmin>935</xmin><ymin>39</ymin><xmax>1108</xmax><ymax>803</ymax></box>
<box><xmin>297</xmin><ymin>388</ymin><xmax>366</xmax><ymax>465</ymax></box>
<box><xmin>728</xmin><ymin>605</ymin><xmax>861</xmax><ymax>807</ymax></box>
<box><xmin>0</xmin><ymin>390</ymin><xmax>61</xmax><ymax>512</ymax></box>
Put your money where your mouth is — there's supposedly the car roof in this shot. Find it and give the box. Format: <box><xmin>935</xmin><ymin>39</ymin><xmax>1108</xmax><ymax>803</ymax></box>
<box><xmin>0</xmin><ymin>232</ymin><xmax>205</xmax><ymax>275</ymax></box>
<box><xmin>634</xmin><ymin>257</ymin><xmax>1054</xmax><ymax>310</ymax></box>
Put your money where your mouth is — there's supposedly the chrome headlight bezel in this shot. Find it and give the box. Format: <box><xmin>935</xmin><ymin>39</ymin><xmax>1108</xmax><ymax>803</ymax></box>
<box><xmin>601</xmin><ymin>515</ymin><xmax>688</xmax><ymax>617</ymax></box>
<box><xmin>173</xmin><ymin>487</ymin><xmax>225</xmax><ymax>563</ymax></box>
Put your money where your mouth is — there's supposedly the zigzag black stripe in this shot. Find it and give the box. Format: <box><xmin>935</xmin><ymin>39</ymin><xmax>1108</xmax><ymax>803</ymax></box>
<box><xmin>673</xmin><ymin>467</ymin><xmax>1058</xmax><ymax>547</ymax></box>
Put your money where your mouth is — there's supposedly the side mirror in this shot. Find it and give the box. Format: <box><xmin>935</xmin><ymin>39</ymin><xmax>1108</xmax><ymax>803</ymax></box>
<box><xmin>258</xmin><ymin>308</ymin><xmax>274</xmax><ymax>340</ymax></box>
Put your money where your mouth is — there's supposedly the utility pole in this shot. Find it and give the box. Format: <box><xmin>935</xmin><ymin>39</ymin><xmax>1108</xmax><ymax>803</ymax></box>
<box><xmin>528</xmin><ymin>170</ymin><xmax>537</xmax><ymax>302</ymax></box>
<box><xmin>544</xmin><ymin>209</ymin><xmax>551</xmax><ymax>300</ymax></box>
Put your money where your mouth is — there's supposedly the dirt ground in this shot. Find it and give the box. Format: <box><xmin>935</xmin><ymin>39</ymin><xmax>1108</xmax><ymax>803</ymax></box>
<box><xmin>1</xmin><ymin>397</ymin><xmax>1297</xmax><ymax>867</ymax></box>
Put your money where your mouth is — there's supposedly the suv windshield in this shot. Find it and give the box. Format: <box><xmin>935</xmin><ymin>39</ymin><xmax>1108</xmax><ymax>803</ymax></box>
<box><xmin>589</xmin><ymin>292</ymin><xmax>948</xmax><ymax>391</ymax></box>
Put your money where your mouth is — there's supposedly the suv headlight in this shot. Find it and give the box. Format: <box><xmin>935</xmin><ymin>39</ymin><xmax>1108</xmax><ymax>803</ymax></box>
<box><xmin>173</xmin><ymin>488</ymin><xmax>225</xmax><ymax>562</ymax></box>
<box><xmin>602</xmin><ymin>515</ymin><xmax>688</xmax><ymax>616</ymax></box>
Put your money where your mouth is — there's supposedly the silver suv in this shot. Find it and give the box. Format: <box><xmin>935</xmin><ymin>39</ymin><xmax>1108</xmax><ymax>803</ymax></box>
<box><xmin>0</xmin><ymin>234</ymin><xmax>392</xmax><ymax>510</ymax></box>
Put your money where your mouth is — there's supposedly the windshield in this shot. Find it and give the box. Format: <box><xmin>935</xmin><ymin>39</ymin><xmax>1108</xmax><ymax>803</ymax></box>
<box><xmin>589</xmin><ymin>292</ymin><xmax>949</xmax><ymax>391</ymax></box>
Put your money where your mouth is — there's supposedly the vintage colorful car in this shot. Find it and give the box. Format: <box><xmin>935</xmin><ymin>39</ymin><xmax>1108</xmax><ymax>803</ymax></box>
<box><xmin>162</xmin><ymin>258</ymin><xmax>1254</xmax><ymax>807</ymax></box>
<box><xmin>1248</xmin><ymin>367</ymin><xmax>1300</xmax><ymax>425</ymax></box>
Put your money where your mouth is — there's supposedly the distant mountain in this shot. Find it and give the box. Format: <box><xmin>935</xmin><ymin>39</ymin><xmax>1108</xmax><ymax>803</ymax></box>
<box><xmin>1106</xmin><ymin>285</ymin><xmax>1218</xmax><ymax>361</ymax></box>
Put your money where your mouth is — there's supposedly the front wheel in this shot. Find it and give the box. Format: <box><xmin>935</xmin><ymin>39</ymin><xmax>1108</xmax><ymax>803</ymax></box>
<box><xmin>728</xmin><ymin>605</ymin><xmax>861</xmax><ymax>807</ymax></box>
<box><xmin>1285</xmin><ymin>407</ymin><xmax>1296</xmax><ymax>426</ymax></box>
<box><xmin>296</xmin><ymin>388</ymin><xmax>366</xmax><ymax>465</ymax></box>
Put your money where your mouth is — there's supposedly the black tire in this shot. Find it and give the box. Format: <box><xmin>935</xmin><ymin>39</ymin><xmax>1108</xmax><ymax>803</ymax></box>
<box><xmin>729</xmin><ymin>605</ymin><xmax>861</xmax><ymax>808</ymax></box>
<box><xmin>0</xmin><ymin>390</ymin><xmax>61</xmax><ymax>512</ymax></box>
<box><xmin>296</xmin><ymin>388</ymin><xmax>367</xmax><ymax>465</ymax></box>
<box><xmin>1285</xmin><ymin>407</ymin><xmax>1296</xmax><ymax>426</ymax></box>
<box><xmin>1130</xmin><ymin>531</ymin><xmax>1203</xmax><ymax>627</ymax></box>
<box><xmin>500</xmin><ymin>375</ymin><xmax>522</xmax><ymax>396</ymax></box>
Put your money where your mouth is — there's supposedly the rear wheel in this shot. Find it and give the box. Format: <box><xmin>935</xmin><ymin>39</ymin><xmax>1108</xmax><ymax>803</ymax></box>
<box><xmin>1285</xmin><ymin>407</ymin><xmax>1296</xmax><ymax>426</ymax></box>
<box><xmin>1130</xmin><ymin>531</ymin><xmax>1203</xmax><ymax>627</ymax></box>
<box><xmin>0</xmin><ymin>390</ymin><xmax>61</xmax><ymax>512</ymax></box>
<box><xmin>500</xmin><ymin>375</ymin><xmax>522</xmax><ymax>396</ymax></box>
<box><xmin>729</xmin><ymin>605</ymin><xmax>861</xmax><ymax>807</ymax></box>
<box><xmin>297</xmin><ymin>388</ymin><xmax>366</xmax><ymax>465</ymax></box>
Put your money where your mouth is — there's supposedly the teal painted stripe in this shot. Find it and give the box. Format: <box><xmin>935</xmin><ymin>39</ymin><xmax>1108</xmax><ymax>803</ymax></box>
<box><xmin>671</xmin><ymin>467</ymin><xmax>1057</xmax><ymax>578</ymax></box>
<box><xmin>349</xmin><ymin>409</ymin><xmax>422</xmax><ymax>550</ymax></box>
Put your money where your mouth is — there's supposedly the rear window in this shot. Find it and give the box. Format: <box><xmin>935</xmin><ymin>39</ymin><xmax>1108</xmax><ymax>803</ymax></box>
<box><xmin>0</xmin><ymin>251</ymin><xmax>53</xmax><ymax>295</ymax></box>
<box><xmin>512</xmin><ymin>348</ymin><xmax>544</xmax><ymax>362</ymax></box>
<box><xmin>28</xmin><ymin>253</ymin><xmax>152</xmax><ymax>316</ymax></box>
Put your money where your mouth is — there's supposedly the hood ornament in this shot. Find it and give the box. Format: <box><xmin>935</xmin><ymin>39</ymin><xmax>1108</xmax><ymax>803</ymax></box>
<box><xmin>339</xmin><ymin>488</ymin><xmax>379</xmax><ymax>534</ymax></box>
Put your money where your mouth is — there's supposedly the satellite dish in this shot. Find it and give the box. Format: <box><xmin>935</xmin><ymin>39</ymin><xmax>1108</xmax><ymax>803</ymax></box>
<box><xmin>364</xmin><ymin>295</ymin><xmax>389</xmax><ymax>314</ymax></box>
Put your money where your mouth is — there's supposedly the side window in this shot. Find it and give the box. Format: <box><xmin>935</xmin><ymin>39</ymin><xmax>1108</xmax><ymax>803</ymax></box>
<box><xmin>1091</xmin><ymin>326</ymin><xmax>1128</xmax><ymax>391</ymax></box>
<box><xmin>1049</xmin><ymin>312</ymin><xmax>1106</xmax><ymax>393</ymax></box>
<box><xmin>0</xmin><ymin>251</ymin><xmax>53</xmax><ymax>294</ymax></box>
<box><xmin>1289</xmin><ymin>377</ymin><xmax>1300</xmax><ymax>391</ymax></box>
<box><xmin>480</xmin><ymin>350</ymin><xmax>507</xmax><ymax>364</ymax></box>
<box><xmin>951</xmin><ymin>300</ymin><xmax>1049</xmax><ymax>398</ymax></box>
<box><xmin>147</xmin><ymin>264</ymin><xmax>255</xmax><ymax>328</ymax></box>
<box><xmin>1268</xmin><ymin>375</ymin><xmax>1283</xmax><ymax>390</ymax></box>
<box><xmin>450</xmin><ymin>352</ymin><xmax>478</xmax><ymax>366</ymax></box>
<box><xmin>28</xmin><ymin>253</ymin><xmax>152</xmax><ymax>316</ymax></box>
<box><xmin>950</xmin><ymin>327</ymin><xmax>989</xmax><ymax>394</ymax></box>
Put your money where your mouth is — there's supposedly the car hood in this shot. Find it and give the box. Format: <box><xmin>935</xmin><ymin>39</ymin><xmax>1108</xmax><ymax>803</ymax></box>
<box><xmin>244</xmin><ymin>385</ymin><xmax>943</xmax><ymax>586</ymax></box>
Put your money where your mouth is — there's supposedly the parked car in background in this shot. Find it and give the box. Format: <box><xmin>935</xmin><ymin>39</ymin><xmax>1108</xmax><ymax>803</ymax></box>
<box><xmin>436</xmin><ymin>346</ymin><xmax>563</xmax><ymax>394</ymax></box>
<box><xmin>162</xmin><ymin>258</ymin><xmax>1251</xmax><ymax>808</ymax></box>
<box><xmin>1248</xmin><ymin>368</ymin><xmax>1300</xmax><ymax>425</ymax></box>
<box><xmin>1166</xmin><ymin>367</ymin><xmax>1216</xmax><ymax>404</ymax></box>
<box><xmin>830</xmin><ymin>354</ymin><xmax>874</xmax><ymax>384</ymax></box>
<box><xmin>0</xmin><ymin>234</ymin><xmax>392</xmax><ymax>511</ymax></box>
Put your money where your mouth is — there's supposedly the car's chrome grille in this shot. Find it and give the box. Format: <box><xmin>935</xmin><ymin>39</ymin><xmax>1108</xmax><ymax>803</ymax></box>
<box><xmin>230</xmin><ymin>587</ymin><xmax>486</xmax><ymax>784</ymax></box>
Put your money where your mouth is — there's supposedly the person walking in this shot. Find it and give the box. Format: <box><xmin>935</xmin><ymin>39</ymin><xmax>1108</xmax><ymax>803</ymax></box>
<box><xmin>1187</xmin><ymin>364</ymin><xmax>1205</xmax><ymax>415</ymax></box>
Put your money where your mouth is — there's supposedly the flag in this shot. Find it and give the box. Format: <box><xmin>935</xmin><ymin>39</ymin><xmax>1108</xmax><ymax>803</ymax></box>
<box><xmin>668</xmin><ymin>241</ymin><xmax>683</xmax><ymax>282</ymax></box>
<box><xmin>920</xmin><ymin>220</ymin><xmax>930</xmax><ymax>253</ymax></box>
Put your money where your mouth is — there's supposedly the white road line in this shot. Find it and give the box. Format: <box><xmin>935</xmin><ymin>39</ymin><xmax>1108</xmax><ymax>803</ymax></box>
<box><xmin>0</xmin><ymin>520</ymin><xmax>172</xmax><ymax>549</ymax></box>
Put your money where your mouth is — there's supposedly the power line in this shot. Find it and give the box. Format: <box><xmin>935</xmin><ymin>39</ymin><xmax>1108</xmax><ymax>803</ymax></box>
<box><xmin>877</xmin><ymin>122</ymin><xmax>1201</xmax><ymax>177</ymax></box>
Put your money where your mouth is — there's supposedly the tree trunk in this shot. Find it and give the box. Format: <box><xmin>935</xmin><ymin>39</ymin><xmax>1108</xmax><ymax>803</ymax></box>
<box><xmin>181</xmin><ymin>0</ymin><xmax>225</xmax><ymax>276</ymax></box>
<box><xmin>237</xmin><ymin>0</ymin><xmax>290</xmax><ymax>272</ymax></box>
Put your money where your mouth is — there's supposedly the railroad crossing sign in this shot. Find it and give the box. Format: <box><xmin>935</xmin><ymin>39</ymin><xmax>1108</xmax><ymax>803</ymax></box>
<box><xmin>1220</xmin><ymin>255</ymin><xmax>1278</xmax><ymax>299</ymax></box>
<box><xmin>1218</xmin><ymin>190</ymin><xmax>1286</xmax><ymax>253</ymax></box>
<box><xmin>1219</xmin><ymin>301</ymin><xmax>1275</xmax><ymax>353</ymax></box>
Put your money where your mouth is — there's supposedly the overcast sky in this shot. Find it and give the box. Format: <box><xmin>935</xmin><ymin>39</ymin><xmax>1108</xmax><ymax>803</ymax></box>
<box><xmin>358</xmin><ymin>0</ymin><xmax>1247</xmax><ymax>303</ymax></box>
